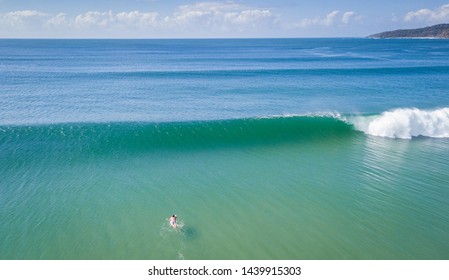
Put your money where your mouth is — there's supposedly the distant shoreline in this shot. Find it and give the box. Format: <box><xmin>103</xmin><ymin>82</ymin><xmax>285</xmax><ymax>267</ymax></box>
<box><xmin>368</xmin><ymin>23</ymin><xmax>449</xmax><ymax>39</ymax></box>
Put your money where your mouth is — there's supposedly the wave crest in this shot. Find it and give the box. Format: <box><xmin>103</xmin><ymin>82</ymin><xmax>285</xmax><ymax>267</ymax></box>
<box><xmin>353</xmin><ymin>108</ymin><xmax>449</xmax><ymax>139</ymax></box>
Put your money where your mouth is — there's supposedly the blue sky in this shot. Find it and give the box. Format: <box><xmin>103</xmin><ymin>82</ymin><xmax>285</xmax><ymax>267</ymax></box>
<box><xmin>1</xmin><ymin>0</ymin><xmax>449</xmax><ymax>38</ymax></box>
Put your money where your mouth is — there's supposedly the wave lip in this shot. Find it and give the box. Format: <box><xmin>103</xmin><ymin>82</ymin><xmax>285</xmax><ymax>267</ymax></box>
<box><xmin>353</xmin><ymin>108</ymin><xmax>449</xmax><ymax>139</ymax></box>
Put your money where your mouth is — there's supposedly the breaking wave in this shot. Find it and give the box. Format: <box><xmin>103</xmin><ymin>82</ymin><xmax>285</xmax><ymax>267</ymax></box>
<box><xmin>2</xmin><ymin>108</ymin><xmax>448</xmax><ymax>161</ymax></box>
<box><xmin>352</xmin><ymin>108</ymin><xmax>449</xmax><ymax>139</ymax></box>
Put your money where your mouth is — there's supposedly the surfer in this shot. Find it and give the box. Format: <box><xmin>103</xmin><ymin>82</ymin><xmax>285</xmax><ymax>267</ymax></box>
<box><xmin>169</xmin><ymin>214</ymin><xmax>177</xmax><ymax>229</ymax></box>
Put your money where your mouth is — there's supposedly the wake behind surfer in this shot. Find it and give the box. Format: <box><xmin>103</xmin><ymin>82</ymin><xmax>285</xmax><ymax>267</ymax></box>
<box><xmin>169</xmin><ymin>214</ymin><xmax>177</xmax><ymax>229</ymax></box>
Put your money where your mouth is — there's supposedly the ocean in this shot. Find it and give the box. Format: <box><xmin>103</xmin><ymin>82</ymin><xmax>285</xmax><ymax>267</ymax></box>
<box><xmin>1</xmin><ymin>38</ymin><xmax>448</xmax><ymax>259</ymax></box>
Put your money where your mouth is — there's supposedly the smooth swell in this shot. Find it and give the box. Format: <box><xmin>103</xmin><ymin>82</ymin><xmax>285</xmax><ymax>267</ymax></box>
<box><xmin>0</xmin><ymin>116</ymin><xmax>354</xmax><ymax>156</ymax></box>
<box><xmin>3</xmin><ymin>108</ymin><xmax>447</xmax><ymax>162</ymax></box>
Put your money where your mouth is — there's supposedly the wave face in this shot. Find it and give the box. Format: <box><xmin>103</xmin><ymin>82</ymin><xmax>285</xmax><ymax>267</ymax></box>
<box><xmin>2</xmin><ymin>108</ymin><xmax>448</xmax><ymax>160</ymax></box>
<box><xmin>352</xmin><ymin>108</ymin><xmax>449</xmax><ymax>139</ymax></box>
<box><xmin>0</xmin><ymin>116</ymin><xmax>354</xmax><ymax>158</ymax></box>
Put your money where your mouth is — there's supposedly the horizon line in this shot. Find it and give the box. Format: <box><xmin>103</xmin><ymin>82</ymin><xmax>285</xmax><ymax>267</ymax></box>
<box><xmin>0</xmin><ymin>36</ymin><xmax>368</xmax><ymax>40</ymax></box>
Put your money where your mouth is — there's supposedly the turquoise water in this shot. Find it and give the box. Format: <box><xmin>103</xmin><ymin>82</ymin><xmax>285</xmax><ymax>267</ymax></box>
<box><xmin>1</xmin><ymin>39</ymin><xmax>449</xmax><ymax>259</ymax></box>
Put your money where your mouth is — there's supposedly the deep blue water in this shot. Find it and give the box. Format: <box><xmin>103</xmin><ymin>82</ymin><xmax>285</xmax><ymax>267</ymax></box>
<box><xmin>1</xmin><ymin>38</ymin><xmax>449</xmax><ymax>125</ymax></box>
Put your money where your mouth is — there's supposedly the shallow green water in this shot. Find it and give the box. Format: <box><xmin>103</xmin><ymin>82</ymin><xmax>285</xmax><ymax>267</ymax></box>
<box><xmin>1</xmin><ymin>119</ymin><xmax>448</xmax><ymax>259</ymax></box>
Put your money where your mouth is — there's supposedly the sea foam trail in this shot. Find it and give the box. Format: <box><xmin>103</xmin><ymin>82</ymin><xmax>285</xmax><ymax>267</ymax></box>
<box><xmin>352</xmin><ymin>108</ymin><xmax>449</xmax><ymax>139</ymax></box>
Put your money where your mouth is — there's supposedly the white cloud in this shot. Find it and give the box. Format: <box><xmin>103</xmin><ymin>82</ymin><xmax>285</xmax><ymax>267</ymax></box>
<box><xmin>62</xmin><ymin>2</ymin><xmax>275</xmax><ymax>34</ymax></box>
<box><xmin>164</xmin><ymin>2</ymin><xmax>276</xmax><ymax>30</ymax></box>
<box><xmin>224</xmin><ymin>9</ymin><xmax>273</xmax><ymax>27</ymax></box>
<box><xmin>341</xmin><ymin>11</ymin><xmax>355</xmax><ymax>24</ymax></box>
<box><xmin>74</xmin><ymin>10</ymin><xmax>159</xmax><ymax>29</ymax></box>
<box><xmin>115</xmin><ymin>11</ymin><xmax>159</xmax><ymax>27</ymax></box>
<box><xmin>0</xmin><ymin>4</ymin><xmax>361</xmax><ymax>38</ymax></box>
<box><xmin>75</xmin><ymin>11</ymin><xmax>114</xmax><ymax>28</ymax></box>
<box><xmin>325</xmin><ymin>10</ymin><xmax>340</xmax><ymax>26</ymax></box>
<box><xmin>298</xmin><ymin>11</ymin><xmax>338</xmax><ymax>28</ymax></box>
<box><xmin>0</xmin><ymin>10</ymin><xmax>47</xmax><ymax>28</ymax></box>
<box><xmin>404</xmin><ymin>3</ymin><xmax>449</xmax><ymax>23</ymax></box>
<box><xmin>47</xmin><ymin>13</ymin><xmax>67</xmax><ymax>26</ymax></box>
<box><xmin>297</xmin><ymin>10</ymin><xmax>359</xmax><ymax>28</ymax></box>
<box><xmin>5</xmin><ymin>10</ymin><xmax>47</xmax><ymax>18</ymax></box>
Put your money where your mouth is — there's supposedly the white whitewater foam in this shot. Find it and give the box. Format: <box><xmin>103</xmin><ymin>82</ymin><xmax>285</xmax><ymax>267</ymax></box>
<box><xmin>257</xmin><ymin>111</ymin><xmax>343</xmax><ymax>119</ymax></box>
<box><xmin>352</xmin><ymin>108</ymin><xmax>449</xmax><ymax>139</ymax></box>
